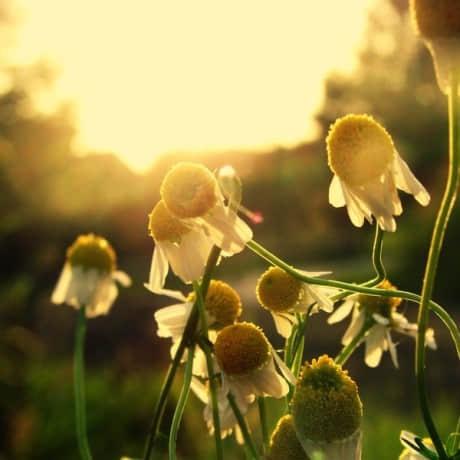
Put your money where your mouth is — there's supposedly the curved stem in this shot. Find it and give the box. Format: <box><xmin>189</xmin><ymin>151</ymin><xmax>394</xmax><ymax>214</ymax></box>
<box><xmin>369</xmin><ymin>223</ymin><xmax>386</xmax><ymax>284</ymax></box>
<box><xmin>415</xmin><ymin>71</ymin><xmax>460</xmax><ymax>460</ymax></box>
<box><xmin>193</xmin><ymin>281</ymin><xmax>223</xmax><ymax>460</ymax></box>
<box><xmin>143</xmin><ymin>246</ymin><xmax>221</xmax><ymax>460</ymax></box>
<box><xmin>247</xmin><ymin>240</ymin><xmax>460</xmax><ymax>355</ymax></box>
<box><xmin>227</xmin><ymin>393</ymin><xmax>259</xmax><ymax>460</ymax></box>
<box><xmin>334</xmin><ymin>318</ymin><xmax>374</xmax><ymax>366</ymax></box>
<box><xmin>257</xmin><ymin>397</ymin><xmax>269</xmax><ymax>455</ymax></box>
<box><xmin>169</xmin><ymin>346</ymin><xmax>195</xmax><ymax>460</ymax></box>
<box><xmin>74</xmin><ymin>305</ymin><xmax>92</xmax><ymax>460</ymax></box>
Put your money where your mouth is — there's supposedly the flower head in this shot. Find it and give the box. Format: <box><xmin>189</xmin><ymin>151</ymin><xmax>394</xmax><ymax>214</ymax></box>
<box><xmin>327</xmin><ymin>114</ymin><xmax>430</xmax><ymax>232</ymax></box>
<box><xmin>410</xmin><ymin>0</ymin><xmax>460</xmax><ymax>93</ymax></box>
<box><xmin>328</xmin><ymin>280</ymin><xmax>437</xmax><ymax>367</ymax></box>
<box><xmin>256</xmin><ymin>266</ymin><xmax>334</xmax><ymax>338</ymax></box>
<box><xmin>51</xmin><ymin>234</ymin><xmax>131</xmax><ymax>317</ymax></box>
<box><xmin>267</xmin><ymin>415</ymin><xmax>310</xmax><ymax>460</ymax></box>
<box><xmin>291</xmin><ymin>355</ymin><xmax>362</xmax><ymax>459</ymax></box>
<box><xmin>214</xmin><ymin>322</ymin><xmax>294</xmax><ymax>399</ymax></box>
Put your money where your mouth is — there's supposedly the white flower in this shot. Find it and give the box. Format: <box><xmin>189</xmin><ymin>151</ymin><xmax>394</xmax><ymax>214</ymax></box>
<box><xmin>328</xmin><ymin>281</ymin><xmax>437</xmax><ymax>367</ymax></box>
<box><xmin>190</xmin><ymin>376</ymin><xmax>253</xmax><ymax>443</ymax></box>
<box><xmin>153</xmin><ymin>280</ymin><xmax>243</xmax><ymax>376</ymax></box>
<box><xmin>399</xmin><ymin>430</ymin><xmax>436</xmax><ymax>459</ymax></box>
<box><xmin>146</xmin><ymin>163</ymin><xmax>253</xmax><ymax>292</ymax></box>
<box><xmin>51</xmin><ymin>234</ymin><xmax>131</xmax><ymax>317</ymax></box>
<box><xmin>256</xmin><ymin>266</ymin><xmax>335</xmax><ymax>338</ymax></box>
<box><xmin>214</xmin><ymin>322</ymin><xmax>295</xmax><ymax>402</ymax></box>
<box><xmin>327</xmin><ymin>114</ymin><xmax>430</xmax><ymax>232</ymax></box>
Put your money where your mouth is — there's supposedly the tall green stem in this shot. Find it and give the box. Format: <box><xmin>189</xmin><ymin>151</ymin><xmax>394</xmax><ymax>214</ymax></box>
<box><xmin>258</xmin><ymin>397</ymin><xmax>269</xmax><ymax>455</ymax></box>
<box><xmin>368</xmin><ymin>224</ymin><xmax>386</xmax><ymax>285</ymax></box>
<box><xmin>169</xmin><ymin>346</ymin><xmax>195</xmax><ymax>460</ymax></box>
<box><xmin>143</xmin><ymin>246</ymin><xmax>221</xmax><ymax>460</ymax></box>
<box><xmin>74</xmin><ymin>305</ymin><xmax>92</xmax><ymax>460</ymax></box>
<box><xmin>415</xmin><ymin>71</ymin><xmax>460</xmax><ymax>460</ymax></box>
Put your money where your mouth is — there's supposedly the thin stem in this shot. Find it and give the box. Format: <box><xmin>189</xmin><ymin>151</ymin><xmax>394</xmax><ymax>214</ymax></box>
<box><xmin>257</xmin><ymin>397</ymin><xmax>269</xmax><ymax>455</ymax></box>
<box><xmin>334</xmin><ymin>318</ymin><xmax>374</xmax><ymax>366</ymax></box>
<box><xmin>227</xmin><ymin>393</ymin><xmax>259</xmax><ymax>460</ymax></box>
<box><xmin>369</xmin><ymin>224</ymin><xmax>386</xmax><ymax>284</ymax></box>
<box><xmin>169</xmin><ymin>345</ymin><xmax>195</xmax><ymax>460</ymax></box>
<box><xmin>247</xmin><ymin>239</ymin><xmax>460</xmax><ymax>354</ymax></box>
<box><xmin>74</xmin><ymin>305</ymin><xmax>92</xmax><ymax>460</ymax></box>
<box><xmin>193</xmin><ymin>281</ymin><xmax>223</xmax><ymax>460</ymax></box>
<box><xmin>415</xmin><ymin>71</ymin><xmax>460</xmax><ymax>460</ymax></box>
<box><xmin>143</xmin><ymin>246</ymin><xmax>221</xmax><ymax>460</ymax></box>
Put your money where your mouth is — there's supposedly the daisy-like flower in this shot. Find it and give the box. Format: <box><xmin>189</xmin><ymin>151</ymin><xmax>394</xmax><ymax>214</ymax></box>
<box><xmin>190</xmin><ymin>376</ymin><xmax>253</xmax><ymax>443</ymax></box>
<box><xmin>267</xmin><ymin>415</ymin><xmax>310</xmax><ymax>460</ymax></box>
<box><xmin>213</xmin><ymin>322</ymin><xmax>295</xmax><ymax>401</ymax></box>
<box><xmin>327</xmin><ymin>114</ymin><xmax>430</xmax><ymax>232</ymax></box>
<box><xmin>256</xmin><ymin>266</ymin><xmax>335</xmax><ymax>338</ymax></box>
<box><xmin>154</xmin><ymin>280</ymin><xmax>243</xmax><ymax>375</ymax></box>
<box><xmin>146</xmin><ymin>162</ymin><xmax>253</xmax><ymax>292</ymax></box>
<box><xmin>290</xmin><ymin>355</ymin><xmax>363</xmax><ymax>460</ymax></box>
<box><xmin>399</xmin><ymin>431</ymin><xmax>436</xmax><ymax>460</ymax></box>
<box><xmin>410</xmin><ymin>0</ymin><xmax>460</xmax><ymax>93</ymax></box>
<box><xmin>328</xmin><ymin>280</ymin><xmax>437</xmax><ymax>368</ymax></box>
<box><xmin>51</xmin><ymin>234</ymin><xmax>131</xmax><ymax>317</ymax></box>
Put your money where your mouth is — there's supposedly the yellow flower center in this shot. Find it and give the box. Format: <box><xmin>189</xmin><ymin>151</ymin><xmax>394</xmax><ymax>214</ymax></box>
<box><xmin>326</xmin><ymin>114</ymin><xmax>395</xmax><ymax>186</ymax></box>
<box><xmin>256</xmin><ymin>266</ymin><xmax>303</xmax><ymax>313</ymax></box>
<box><xmin>358</xmin><ymin>280</ymin><xmax>401</xmax><ymax>320</ymax></box>
<box><xmin>410</xmin><ymin>0</ymin><xmax>460</xmax><ymax>39</ymax></box>
<box><xmin>291</xmin><ymin>355</ymin><xmax>362</xmax><ymax>443</ymax></box>
<box><xmin>187</xmin><ymin>280</ymin><xmax>242</xmax><ymax>330</ymax></box>
<box><xmin>161</xmin><ymin>162</ymin><xmax>218</xmax><ymax>218</ymax></box>
<box><xmin>148</xmin><ymin>200</ymin><xmax>191</xmax><ymax>243</ymax></box>
<box><xmin>267</xmin><ymin>415</ymin><xmax>310</xmax><ymax>460</ymax></box>
<box><xmin>67</xmin><ymin>234</ymin><xmax>116</xmax><ymax>273</ymax></box>
<box><xmin>214</xmin><ymin>322</ymin><xmax>270</xmax><ymax>376</ymax></box>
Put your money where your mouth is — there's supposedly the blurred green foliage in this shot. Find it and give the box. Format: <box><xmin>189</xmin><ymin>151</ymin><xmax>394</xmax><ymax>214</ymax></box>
<box><xmin>0</xmin><ymin>0</ymin><xmax>458</xmax><ymax>458</ymax></box>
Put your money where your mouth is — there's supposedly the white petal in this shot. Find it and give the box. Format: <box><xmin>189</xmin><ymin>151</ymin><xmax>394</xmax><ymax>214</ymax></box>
<box><xmin>386</xmin><ymin>330</ymin><xmax>399</xmax><ymax>368</ymax></box>
<box><xmin>364</xmin><ymin>325</ymin><xmax>385</xmax><ymax>367</ymax></box>
<box><xmin>271</xmin><ymin>346</ymin><xmax>296</xmax><ymax>385</ymax></box>
<box><xmin>51</xmin><ymin>264</ymin><xmax>73</xmax><ymax>304</ymax></box>
<box><xmin>341</xmin><ymin>184</ymin><xmax>367</xmax><ymax>227</ymax></box>
<box><xmin>393</xmin><ymin>153</ymin><xmax>430</xmax><ymax>206</ymax></box>
<box><xmin>272</xmin><ymin>312</ymin><xmax>295</xmax><ymax>338</ymax></box>
<box><xmin>342</xmin><ymin>310</ymin><xmax>365</xmax><ymax>345</ymax></box>
<box><xmin>305</xmin><ymin>285</ymin><xmax>334</xmax><ymax>313</ymax></box>
<box><xmin>425</xmin><ymin>328</ymin><xmax>437</xmax><ymax>350</ymax></box>
<box><xmin>329</xmin><ymin>175</ymin><xmax>346</xmax><ymax>207</ymax></box>
<box><xmin>328</xmin><ymin>299</ymin><xmax>355</xmax><ymax>324</ymax></box>
<box><xmin>112</xmin><ymin>270</ymin><xmax>132</xmax><ymax>287</ymax></box>
<box><xmin>86</xmin><ymin>279</ymin><xmax>118</xmax><ymax>317</ymax></box>
<box><xmin>154</xmin><ymin>302</ymin><xmax>192</xmax><ymax>339</ymax></box>
<box><xmin>254</xmin><ymin>358</ymin><xmax>289</xmax><ymax>398</ymax></box>
<box><xmin>372</xmin><ymin>313</ymin><xmax>390</xmax><ymax>326</ymax></box>
<box><xmin>190</xmin><ymin>377</ymin><xmax>209</xmax><ymax>404</ymax></box>
<box><xmin>146</xmin><ymin>245</ymin><xmax>169</xmax><ymax>292</ymax></box>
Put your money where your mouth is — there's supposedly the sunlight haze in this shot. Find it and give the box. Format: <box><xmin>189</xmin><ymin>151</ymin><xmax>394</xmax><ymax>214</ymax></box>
<box><xmin>13</xmin><ymin>0</ymin><xmax>376</xmax><ymax>172</ymax></box>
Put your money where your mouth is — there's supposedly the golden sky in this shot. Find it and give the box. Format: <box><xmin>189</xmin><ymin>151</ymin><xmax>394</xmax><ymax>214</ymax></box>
<box><xmin>12</xmin><ymin>0</ymin><xmax>376</xmax><ymax>172</ymax></box>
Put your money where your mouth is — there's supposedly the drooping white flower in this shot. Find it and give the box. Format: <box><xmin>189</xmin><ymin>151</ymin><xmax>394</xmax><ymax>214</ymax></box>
<box><xmin>327</xmin><ymin>114</ymin><xmax>430</xmax><ymax>232</ymax></box>
<box><xmin>328</xmin><ymin>280</ymin><xmax>437</xmax><ymax>367</ymax></box>
<box><xmin>51</xmin><ymin>234</ymin><xmax>131</xmax><ymax>317</ymax></box>
<box><xmin>213</xmin><ymin>322</ymin><xmax>295</xmax><ymax>402</ymax></box>
<box><xmin>256</xmin><ymin>266</ymin><xmax>335</xmax><ymax>338</ymax></box>
<box><xmin>146</xmin><ymin>162</ymin><xmax>253</xmax><ymax>293</ymax></box>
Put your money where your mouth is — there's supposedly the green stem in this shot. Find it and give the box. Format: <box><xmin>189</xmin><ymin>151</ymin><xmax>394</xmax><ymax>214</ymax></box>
<box><xmin>193</xmin><ymin>281</ymin><xmax>223</xmax><ymax>460</ymax></box>
<box><xmin>334</xmin><ymin>318</ymin><xmax>374</xmax><ymax>366</ymax></box>
<box><xmin>368</xmin><ymin>224</ymin><xmax>386</xmax><ymax>285</ymax></box>
<box><xmin>143</xmin><ymin>246</ymin><xmax>221</xmax><ymax>460</ymax></box>
<box><xmin>415</xmin><ymin>71</ymin><xmax>460</xmax><ymax>460</ymax></box>
<box><xmin>227</xmin><ymin>393</ymin><xmax>259</xmax><ymax>460</ymax></box>
<box><xmin>74</xmin><ymin>305</ymin><xmax>92</xmax><ymax>460</ymax></box>
<box><xmin>169</xmin><ymin>346</ymin><xmax>195</xmax><ymax>460</ymax></box>
<box><xmin>247</xmin><ymin>239</ymin><xmax>460</xmax><ymax>355</ymax></box>
<box><xmin>257</xmin><ymin>397</ymin><xmax>269</xmax><ymax>455</ymax></box>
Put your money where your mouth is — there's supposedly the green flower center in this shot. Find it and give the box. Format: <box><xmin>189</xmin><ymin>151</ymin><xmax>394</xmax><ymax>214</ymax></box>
<box><xmin>67</xmin><ymin>234</ymin><xmax>116</xmax><ymax>273</ymax></box>
<box><xmin>148</xmin><ymin>200</ymin><xmax>191</xmax><ymax>243</ymax></box>
<box><xmin>358</xmin><ymin>280</ymin><xmax>401</xmax><ymax>320</ymax></box>
<box><xmin>267</xmin><ymin>415</ymin><xmax>310</xmax><ymax>460</ymax></box>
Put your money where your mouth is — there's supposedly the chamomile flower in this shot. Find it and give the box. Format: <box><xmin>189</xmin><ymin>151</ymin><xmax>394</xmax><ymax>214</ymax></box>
<box><xmin>154</xmin><ymin>280</ymin><xmax>243</xmax><ymax>375</ymax></box>
<box><xmin>160</xmin><ymin>162</ymin><xmax>253</xmax><ymax>256</ymax></box>
<box><xmin>327</xmin><ymin>114</ymin><xmax>430</xmax><ymax>232</ymax></box>
<box><xmin>267</xmin><ymin>415</ymin><xmax>310</xmax><ymax>460</ymax></box>
<box><xmin>256</xmin><ymin>266</ymin><xmax>335</xmax><ymax>338</ymax></box>
<box><xmin>399</xmin><ymin>431</ymin><xmax>436</xmax><ymax>460</ymax></box>
<box><xmin>213</xmin><ymin>322</ymin><xmax>295</xmax><ymax>401</ymax></box>
<box><xmin>51</xmin><ymin>234</ymin><xmax>131</xmax><ymax>317</ymax></box>
<box><xmin>291</xmin><ymin>355</ymin><xmax>362</xmax><ymax>460</ymax></box>
<box><xmin>410</xmin><ymin>0</ymin><xmax>460</xmax><ymax>93</ymax></box>
<box><xmin>328</xmin><ymin>280</ymin><xmax>437</xmax><ymax>367</ymax></box>
<box><xmin>190</xmin><ymin>376</ymin><xmax>253</xmax><ymax>443</ymax></box>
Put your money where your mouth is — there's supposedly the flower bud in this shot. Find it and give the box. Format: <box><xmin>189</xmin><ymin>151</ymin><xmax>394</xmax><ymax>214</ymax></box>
<box><xmin>267</xmin><ymin>415</ymin><xmax>309</xmax><ymax>460</ymax></box>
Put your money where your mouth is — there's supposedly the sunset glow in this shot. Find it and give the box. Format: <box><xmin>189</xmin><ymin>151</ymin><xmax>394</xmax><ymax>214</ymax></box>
<box><xmin>13</xmin><ymin>0</ymin><xmax>376</xmax><ymax>171</ymax></box>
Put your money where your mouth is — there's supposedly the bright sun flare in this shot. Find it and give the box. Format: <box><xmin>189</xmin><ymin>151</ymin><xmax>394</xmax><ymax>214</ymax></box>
<box><xmin>12</xmin><ymin>0</ymin><xmax>376</xmax><ymax>172</ymax></box>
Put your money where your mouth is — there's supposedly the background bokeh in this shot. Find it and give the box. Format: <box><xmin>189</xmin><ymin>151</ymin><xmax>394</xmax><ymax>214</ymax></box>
<box><xmin>0</xmin><ymin>0</ymin><xmax>458</xmax><ymax>459</ymax></box>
